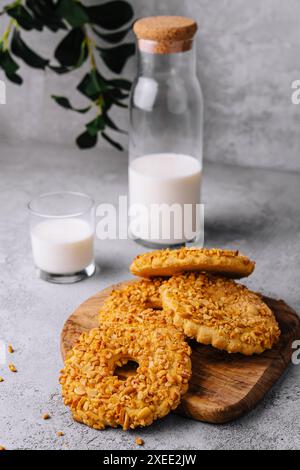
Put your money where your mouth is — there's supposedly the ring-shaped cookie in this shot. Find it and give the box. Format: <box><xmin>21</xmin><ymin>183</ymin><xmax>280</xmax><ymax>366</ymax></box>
<box><xmin>99</xmin><ymin>278</ymin><xmax>173</xmax><ymax>326</ymax></box>
<box><xmin>60</xmin><ymin>324</ymin><xmax>191</xmax><ymax>430</ymax></box>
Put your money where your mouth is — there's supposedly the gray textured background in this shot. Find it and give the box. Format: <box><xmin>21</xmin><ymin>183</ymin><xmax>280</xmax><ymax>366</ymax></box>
<box><xmin>0</xmin><ymin>0</ymin><xmax>300</xmax><ymax>170</ymax></box>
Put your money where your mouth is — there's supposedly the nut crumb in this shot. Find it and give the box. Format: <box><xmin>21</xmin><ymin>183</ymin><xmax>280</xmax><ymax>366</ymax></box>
<box><xmin>0</xmin><ymin>377</ymin><xmax>4</xmax><ymax>382</ymax></box>
<box><xmin>8</xmin><ymin>363</ymin><xmax>17</xmax><ymax>373</ymax></box>
<box><xmin>135</xmin><ymin>438</ymin><xmax>144</xmax><ymax>446</ymax></box>
<box><xmin>0</xmin><ymin>446</ymin><xmax>6</xmax><ymax>451</ymax></box>
<box><xmin>42</xmin><ymin>413</ymin><xmax>50</xmax><ymax>420</ymax></box>
<box><xmin>56</xmin><ymin>431</ymin><xmax>64</xmax><ymax>437</ymax></box>
<box><xmin>8</xmin><ymin>344</ymin><xmax>14</xmax><ymax>354</ymax></box>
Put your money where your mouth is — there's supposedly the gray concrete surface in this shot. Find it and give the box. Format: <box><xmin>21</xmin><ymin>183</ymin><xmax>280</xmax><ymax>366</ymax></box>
<box><xmin>0</xmin><ymin>141</ymin><xmax>300</xmax><ymax>450</ymax></box>
<box><xmin>1</xmin><ymin>0</ymin><xmax>300</xmax><ymax>170</ymax></box>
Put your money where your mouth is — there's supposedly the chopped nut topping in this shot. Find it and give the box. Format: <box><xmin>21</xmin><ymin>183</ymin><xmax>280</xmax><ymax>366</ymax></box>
<box><xmin>8</xmin><ymin>344</ymin><xmax>14</xmax><ymax>354</ymax></box>
<box><xmin>56</xmin><ymin>431</ymin><xmax>64</xmax><ymax>437</ymax></box>
<box><xmin>160</xmin><ymin>272</ymin><xmax>280</xmax><ymax>355</ymax></box>
<box><xmin>130</xmin><ymin>247</ymin><xmax>255</xmax><ymax>279</ymax></box>
<box><xmin>42</xmin><ymin>413</ymin><xmax>51</xmax><ymax>420</ymax></box>
<box><xmin>60</xmin><ymin>324</ymin><xmax>191</xmax><ymax>430</ymax></box>
<box><xmin>135</xmin><ymin>437</ymin><xmax>144</xmax><ymax>446</ymax></box>
<box><xmin>99</xmin><ymin>279</ymin><xmax>173</xmax><ymax>328</ymax></box>
<box><xmin>8</xmin><ymin>363</ymin><xmax>17</xmax><ymax>373</ymax></box>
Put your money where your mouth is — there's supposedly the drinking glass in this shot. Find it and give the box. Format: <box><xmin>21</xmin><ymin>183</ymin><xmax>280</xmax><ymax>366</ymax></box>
<box><xmin>28</xmin><ymin>191</ymin><xmax>95</xmax><ymax>284</ymax></box>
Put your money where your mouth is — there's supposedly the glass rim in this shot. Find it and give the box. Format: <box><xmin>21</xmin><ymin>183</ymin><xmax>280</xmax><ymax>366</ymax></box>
<box><xmin>27</xmin><ymin>191</ymin><xmax>95</xmax><ymax>219</ymax></box>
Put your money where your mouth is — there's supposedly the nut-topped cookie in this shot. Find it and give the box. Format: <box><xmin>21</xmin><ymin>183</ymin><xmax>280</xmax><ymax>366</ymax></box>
<box><xmin>160</xmin><ymin>272</ymin><xmax>280</xmax><ymax>355</ymax></box>
<box><xmin>60</xmin><ymin>324</ymin><xmax>191</xmax><ymax>430</ymax></box>
<box><xmin>130</xmin><ymin>247</ymin><xmax>255</xmax><ymax>279</ymax></box>
<box><xmin>99</xmin><ymin>278</ymin><xmax>174</xmax><ymax>327</ymax></box>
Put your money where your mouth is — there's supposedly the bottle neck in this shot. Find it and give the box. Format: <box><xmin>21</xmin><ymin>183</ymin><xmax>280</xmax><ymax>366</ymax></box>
<box><xmin>137</xmin><ymin>41</ymin><xmax>196</xmax><ymax>78</ymax></box>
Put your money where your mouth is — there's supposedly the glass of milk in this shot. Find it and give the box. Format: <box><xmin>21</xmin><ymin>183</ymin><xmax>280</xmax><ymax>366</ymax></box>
<box><xmin>28</xmin><ymin>192</ymin><xmax>95</xmax><ymax>284</ymax></box>
<box><xmin>129</xmin><ymin>16</ymin><xmax>203</xmax><ymax>248</ymax></box>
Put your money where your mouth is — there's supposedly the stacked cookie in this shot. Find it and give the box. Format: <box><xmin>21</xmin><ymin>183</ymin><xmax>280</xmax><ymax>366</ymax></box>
<box><xmin>60</xmin><ymin>248</ymin><xmax>281</xmax><ymax>431</ymax></box>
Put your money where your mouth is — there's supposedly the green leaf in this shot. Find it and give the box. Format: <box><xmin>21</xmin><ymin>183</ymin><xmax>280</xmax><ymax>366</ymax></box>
<box><xmin>56</xmin><ymin>0</ymin><xmax>89</xmax><ymax>28</ymax></box>
<box><xmin>92</xmin><ymin>26</ymin><xmax>130</xmax><ymax>44</ymax></box>
<box><xmin>85</xmin><ymin>1</ymin><xmax>133</xmax><ymax>30</ymax></box>
<box><xmin>86</xmin><ymin>116</ymin><xmax>105</xmax><ymax>136</ymax></box>
<box><xmin>101</xmin><ymin>131</ymin><xmax>123</xmax><ymax>151</ymax></box>
<box><xmin>76</xmin><ymin>130</ymin><xmax>98</xmax><ymax>149</ymax></box>
<box><xmin>108</xmin><ymin>87</ymin><xmax>129</xmax><ymax>100</ymax></box>
<box><xmin>7</xmin><ymin>73</ymin><xmax>23</xmax><ymax>85</ymax></box>
<box><xmin>108</xmin><ymin>78</ymin><xmax>132</xmax><ymax>91</ymax></box>
<box><xmin>51</xmin><ymin>95</ymin><xmax>91</xmax><ymax>113</ymax></box>
<box><xmin>110</xmin><ymin>99</ymin><xmax>128</xmax><ymax>108</ymax></box>
<box><xmin>5</xmin><ymin>4</ymin><xmax>43</xmax><ymax>31</ymax></box>
<box><xmin>48</xmin><ymin>64</ymin><xmax>71</xmax><ymax>74</ymax></box>
<box><xmin>0</xmin><ymin>47</ymin><xmax>19</xmax><ymax>75</ymax></box>
<box><xmin>98</xmin><ymin>43</ymin><xmax>135</xmax><ymax>74</ymax></box>
<box><xmin>11</xmin><ymin>29</ymin><xmax>49</xmax><ymax>69</ymax></box>
<box><xmin>103</xmin><ymin>112</ymin><xmax>126</xmax><ymax>134</ymax></box>
<box><xmin>0</xmin><ymin>48</ymin><xmax>23</xmax><ymax>84</ymax></box>
<box><xmin>26</xmin><ymin>0</ymin><xmax>66</xmax><ymax>32</ymax></box>
<box><xmin>55</xmin><ymin>28</ymin><xmax>87</xmax><ymax>67</ymax></box>
<box><xmin>77</xmin><ymin>70</ymin><xmax>107</xmax><ymax>100</ymax></box>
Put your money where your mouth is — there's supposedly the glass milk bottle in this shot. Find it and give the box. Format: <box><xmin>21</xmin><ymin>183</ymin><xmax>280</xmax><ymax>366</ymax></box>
<box><xmin>129</xmin><ymin>16</ymin><xmax>203</xmax><ymax>248</ymax></box>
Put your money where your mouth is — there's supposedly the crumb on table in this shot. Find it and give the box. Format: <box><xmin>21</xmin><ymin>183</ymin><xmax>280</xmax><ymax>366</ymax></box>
<box><xmin>135</xmin><ymin>437</ymin><xmax>144</xmax><ymax>446</ymax></box>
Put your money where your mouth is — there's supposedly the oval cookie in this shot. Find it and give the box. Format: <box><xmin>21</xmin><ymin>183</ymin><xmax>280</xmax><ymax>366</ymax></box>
<box><xmin>160</xmin><ymin>272</ymin><xmax>280</xmax><ymax>355</ymax></box>
<box><xmin>130</xmin><ymin>247</ymin><xmax>255</xmax><ymax>279</ymax></box>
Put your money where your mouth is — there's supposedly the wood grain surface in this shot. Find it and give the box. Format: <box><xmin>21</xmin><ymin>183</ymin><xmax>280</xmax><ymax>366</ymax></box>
<box><xmin>60</xmin><ymin>281</ymin><xmax>300</xmax><ymax>424</ymax></box>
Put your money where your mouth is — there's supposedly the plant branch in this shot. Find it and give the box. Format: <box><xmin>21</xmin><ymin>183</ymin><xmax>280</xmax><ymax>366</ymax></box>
<box><xmin>84</xmin><ymin>25</ymin><xmax>104</xmax><ymax>117</ymax></box>
<box><xmin>1</xmin><ymin>18</ymin><xmax>15</xmax><ymax>48</ymax></box>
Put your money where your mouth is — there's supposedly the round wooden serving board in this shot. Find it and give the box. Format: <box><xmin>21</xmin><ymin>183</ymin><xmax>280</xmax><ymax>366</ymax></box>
<box><xmin>61</xmin><ymin>281</ymin><xmax>300</xmax><ymax>424</ymax></box>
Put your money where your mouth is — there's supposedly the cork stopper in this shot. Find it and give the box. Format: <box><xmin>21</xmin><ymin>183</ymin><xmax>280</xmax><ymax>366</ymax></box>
<box><xmin>133</xmin><ymin>16</ymin><xmax>198</xmax><ymax>54</ymax></box>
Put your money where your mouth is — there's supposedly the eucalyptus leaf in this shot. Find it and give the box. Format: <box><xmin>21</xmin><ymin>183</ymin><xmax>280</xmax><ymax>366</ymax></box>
<box><xmin>85</xmin><ymin>1</ymin><xmax>133</xmax><ymax>30</ymax></box>
<box><xmin>51</xmin><ymin>95</ymin><xmax>91</xmax><ymax>113</ymax></box>
<box><xmin>101</xmin><ymin>131</ymin><xmax>123</xmax><ymax>151</ymax></box>
<box><xmin>0</xmin><ymin>47</ymin><xmax>19</xmax><ymax>75</ymax></box>
<box><xmin>26</xmin><ymin>0</ymin><xmax>66</xmax><ymax>31</ymax></box>
<box><xmin>0</xmin><ymin>48</ymin><xmax>23</xmax><ymax>84</ymax></box>
<box><xmin>11</xmin><ymin>29</ymin><xmax>49</xmax><ymax>69</ymax></box>
<box><xmin>98</xmin><ymin>43</ymin><xmax>135</xmax><ymax>74</ymax></box>
<box><xmin>108</xmin><ymin>78</ymin><xmax>132</xmax><ymax>91</ymax></box>
<box><xmin>6</xmin><ymin>72</ymin><xmax>23</xmax><ymax>85</ymax></box>
<box><xmin>86</xmin><ymin>116</ymin><xmax>105</xmax><ymax>136</ymax></box>
<box><xmin>76</xmin><ymin>130</ymin><xmax>98</xmax><ymax>149</ymax></box>
<box><xmin>103</xmin><ymin>112</ymin><xmax>127</xmax><ymax>134</ymax></box>
<box><xmin>77</xmin><ymin>70</ymin><xmax>107</xmax><ymax>100</ymax></box>
<box><xmin>92</xmin><ymin>26</ymin><xmax>130</xmax><ymax>44</ymax></box>
<box><xmin>110</xmin><ymin>99</ymin><xmax>128</xmax><ymax>108</ymax></box>
<box><xmin>48</xmin><ymin>64</ymin><xmax>71</xmax><ymax>74</ymax></box>
<box><xmin>109</xmin><ymin>87</ymin><xmax>129</xmax><ymax>100</ymax></box>
<box><xmin>5</xmin><ymin>4</ymin><xmax>43</xmax><ymax>31</ymax></box>
<box><xmin>56</xmin><ymin>0</ymin><xmax>89</xmax><ymax>28</ymax></box>
<box><xmin>55</xmin><ymin>28</ymin><xmax>86</xmax><ymax>67</ymax></box>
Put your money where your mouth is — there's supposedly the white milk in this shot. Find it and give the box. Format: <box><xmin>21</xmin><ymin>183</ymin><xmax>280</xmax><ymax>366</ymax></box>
<box><xmin>129</xmin><ymin>153</ymin><xmax>202</xmax><ymax>245</ymax></box>
<box><xmin>30</xmin><ymin>218</ymin><xmax>94</xmax><ymax>274</ymax></box>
